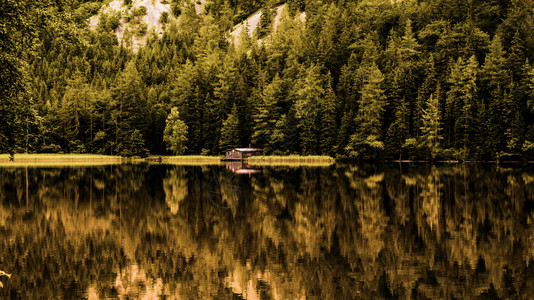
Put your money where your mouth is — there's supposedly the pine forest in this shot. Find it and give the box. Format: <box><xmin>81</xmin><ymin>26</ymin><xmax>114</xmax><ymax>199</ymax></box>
<box><xmin>2</xmin><ymin>0</ymin><xmax>534</xmax><ymax>161</ymax></box>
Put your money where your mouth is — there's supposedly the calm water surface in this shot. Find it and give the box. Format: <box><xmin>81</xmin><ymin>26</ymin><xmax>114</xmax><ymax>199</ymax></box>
<box><xmin>0</xmin><ymin>164</ymin><xmax>533</xmax><ymax>299</ymax></box>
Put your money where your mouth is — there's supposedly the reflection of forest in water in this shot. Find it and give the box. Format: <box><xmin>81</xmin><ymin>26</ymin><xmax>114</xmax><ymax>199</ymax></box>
<box><xmin>0</xmin><ymin>164</ymin><xmax>533</xmax><ymax>298</ymax></box>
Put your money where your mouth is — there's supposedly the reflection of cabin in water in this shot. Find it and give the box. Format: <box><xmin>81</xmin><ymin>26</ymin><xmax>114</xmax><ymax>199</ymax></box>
<box><xmin>224</xmin><ymin>148</ymin><xmax>263</xmax><ymax>161</ymax></box>
<box><xmin>225</xmin><ymin>161</ymin><xmax>262</xmax><ymax>175</ymax></box>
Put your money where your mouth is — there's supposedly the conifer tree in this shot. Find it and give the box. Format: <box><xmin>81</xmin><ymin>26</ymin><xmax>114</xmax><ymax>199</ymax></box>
<box><xmin>252</xmin><ymin>73</ymin><xmax>284</xmax><ymax>152</ymax></box>
<box><xmin>60</xmin><ymin>70</ymin><xmax>95</xmax><ymax>152</ymax></box>
<box><xmin>320</xmin><ymin>74</ymin><xmax>337</xmax><ymax>155</ymax></box>
<box><xmin>219</xmin><ymin>105</ymin><xmax>240</xmax><ymax>151</ymax></box>
<box><xmin>112</xmin><ymin>60</ymin><xmax>149</xmax><ymax>156</ymax></box>
<box><xmin>445</xmin><ymin>55</ymin><xmax>478</xmax><ymax>157</ymax></box>
<box><xmin>346</xmin><ymin>63</ymin><xmax>385</xmax><ymax>159</ymax></box>
<box><xmin>420</xmin><ymin>93</ymin><xmax>442</xmax><ymax>160</ymax></box>
<box><xmin>294</xmin><ymin>64</ymin><xmax>324</xmax><ymax>155</ymax></box>
<box><xmin>385</xmin><ymin>98</ymin><xmax>409</xmax><ymax>160</ymax></box>
<box><xmin>164</xmin><ymin>107</ymin><xmax>188</xmax><ymax>155</ymax></box>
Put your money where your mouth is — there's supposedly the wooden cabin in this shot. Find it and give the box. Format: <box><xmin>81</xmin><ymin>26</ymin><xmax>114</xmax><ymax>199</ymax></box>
<box><xmin>224</xmin><ymin>148</ymin><xmax>263</xmax><ymax>161</ymax></box>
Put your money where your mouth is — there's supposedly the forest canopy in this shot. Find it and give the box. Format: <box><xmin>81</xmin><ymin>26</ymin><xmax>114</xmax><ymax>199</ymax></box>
<box><xmin>1</xmin><ymin>0</ymin><xmax>534</xmax><ymax>161</ymax></box>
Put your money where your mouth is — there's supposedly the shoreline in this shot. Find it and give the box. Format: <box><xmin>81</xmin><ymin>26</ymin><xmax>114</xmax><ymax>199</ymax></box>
<box><xmin>1</xmin><ymin>154</ymin><xmax>532</xmax><ymax>167</ymax></box>
<box><xmin>246</xmin><ymin>155</ymin><xmax>335</xmax><ymax>167</ymax></box>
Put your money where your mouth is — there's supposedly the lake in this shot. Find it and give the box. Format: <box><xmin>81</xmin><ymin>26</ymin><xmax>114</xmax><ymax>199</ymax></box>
<box><xmin>0</xmin><ymin>163</ymin><xmax>533</xmax><ymax>299</ymax></box>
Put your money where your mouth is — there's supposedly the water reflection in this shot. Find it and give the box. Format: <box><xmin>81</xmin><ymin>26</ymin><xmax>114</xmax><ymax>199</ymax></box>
<box><xmin>225</xmin><ymin>161</ymin><xmax>262</xmax><ymax>175</ymax></box>
<box><xmin>0</xmin><ymin>164</ymin><xmax>533</xmax><ymax>298</ymax></box>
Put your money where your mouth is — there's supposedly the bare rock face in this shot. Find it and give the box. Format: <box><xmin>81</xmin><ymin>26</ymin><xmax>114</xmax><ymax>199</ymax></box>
<box><xmin>88</xmin><ymin>0</ymin><xmax>302</xmax><ymax>53</ymax></box>
<box><xmin>89</xmin><ymin>0</ymin><xmax>173</xmax><ymax>52</ymax></box>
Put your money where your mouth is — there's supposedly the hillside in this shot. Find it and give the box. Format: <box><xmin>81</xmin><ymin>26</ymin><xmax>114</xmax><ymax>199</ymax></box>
<box><xmin>89</xmin><ymin>0</ymin><xmax>207</xmax><ymax>52</ymax></box>
<box><xmin>88</xmin><ymin>0</ymin><xmax>298</xmax><ymax>51</ymax></box>
<box><xmin>2</xmin><ymin>0</ymin><xmax>534</xmax><ymax>161</ymax></box>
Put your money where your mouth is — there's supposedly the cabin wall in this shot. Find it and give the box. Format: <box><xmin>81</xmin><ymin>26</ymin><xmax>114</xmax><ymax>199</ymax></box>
<box><xmin>225</xmin><ymin>149</ymin><xmax>262</xmax><ymax>160</ymax></box>
<box><xmin>226</xmin><ymin>150</ymin><xmax>243</xmax><ymax>160</ymax></box>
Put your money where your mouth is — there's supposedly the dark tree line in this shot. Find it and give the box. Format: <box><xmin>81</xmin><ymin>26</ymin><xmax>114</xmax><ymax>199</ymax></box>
<box><xmin>2</xmin><ymin>0</ymin><xmax>534</xmax><ymax>160</ymax></box>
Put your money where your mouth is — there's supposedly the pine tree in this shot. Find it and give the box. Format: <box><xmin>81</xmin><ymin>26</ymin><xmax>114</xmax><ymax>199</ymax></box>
<box><xmin>385</xmin><ymin>98</ymin><xmax>409</xmax><ymax>160</ymax></box>
<box><xmin>457</xmin><ymin>55</ymin><xmax>478</xmax><ymax>158</ymax></box>
<box><xmin>163</xmin><ymin>107</ymin><xmax>188</xmax><ymax>155</ymax></box>
<box><xmin>219</xmin><ymin>105</ymin><xmax>240</xmax><ymax>151</ymax></box>
<box><xmin>112</xmin><ymin>60</ymin><xmax>149</xmax><ymax>155</ymax></box>
<box><xmin>294</xmin><ymin>64</ymin><xmax>324</xmax><ymax>155</ymax></box>
<box><xmin>320</xmin><ymin>73</ymin><xmax>337</xmax><ymax>156</ymax></box>
<box><xmin>445</xmin><ymin>55</ymin><xmax>479</xmax><ymax>158</ymax></box>
<box><xmin>346</xmin><ymin>63</ymin><xmax>385</xmax><ymax>160</ymax></box>
<box><xmin>60</xmin><ymin>70</ymin><xmax>95</xmax><ymax>152</ymax></box>
<box><xmin>420</xmin><ymin>93</ymin><xmax>442</xmax><ymax>160</ymax></box>
<box><xmin>480</xmin><ymin>35</ymin><xmax>510</xmax><ymax>158</ymax></box>
<box><xmin>126</xmin><ymin>129</ymin><xmax>149</xmax><ymax>157</ymax></box>
<box><xmin>252</xmin><ymin>73</ymin><xmax>284</xmax><ymax>152</ymax></box>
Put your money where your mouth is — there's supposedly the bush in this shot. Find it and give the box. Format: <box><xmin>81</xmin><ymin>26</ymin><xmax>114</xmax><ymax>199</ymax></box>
<box><xmin>98</xmin><ymin>12</ymin><xmax>121</xmax><ymax>32</ymax></box>
<box><xmin>170</xmin><ymin>3</ymin><xmax>181</xmax><ymax>17</ymax></box>
<box><xmin>136</xmin><ymin>23</ymin><xmax>148</xmax><ymax>37</ymax></box>
<box><xmin>131</xmin><ymin>6</ymin><xmax>147</xmax><ymax>17</ymax></box>
<box><xmin>160</xmin><ymin>11</ymin><xmax>169</xmax><ymax>23</ymax></box>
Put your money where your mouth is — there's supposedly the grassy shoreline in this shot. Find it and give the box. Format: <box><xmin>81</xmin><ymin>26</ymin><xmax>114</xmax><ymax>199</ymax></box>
<box><xmin>247</xmin><ymin>155</ymin><xmax>335</xmax><ymax>166</ymax></box>
<box><xmin>160</xmin><ymin>155</ymin><xmax>223</xmax><ymax>165</ymax></box>
<box><xmin>0</xmin><ymin>154</ymin><xmax>336</xmax><ymax>167</ymax></box>
<box><xmin>0</xmin><ymin>154</ymin><xmax>125</xmax><ymax>167</ymax></box>
<box><xmin>0</xmin><ymin>154</ymin><xmax>225</xmax><ymax>167</ymax></box>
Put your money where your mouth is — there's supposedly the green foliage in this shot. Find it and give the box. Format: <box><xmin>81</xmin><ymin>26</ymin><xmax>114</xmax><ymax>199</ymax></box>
<box><xmin>98</xmin><ymin>11</ymin><xmax>121</xmax><ymax>32</ymax></box>
<box><xmin>131</xmin><ymin>6</ymin><xmax>147</xmax><ymax>17</ymax></box>
<box><xmin>171</xmin><ymin>1</ymin><xmax>181</xmax><ymax>17</ymax></box>
<box><xmin>219</xmin><ymin>105</ymin><xmax>240</xmax><ymax>151</ymax></box>
<box><xmin>136</xmin><ymin>23</ymin><xmax>148</xmax><ymax>37</ymax></box>
<box><xmin>3</xmin><ymin>0</ymin><xmax>534</xmax><ymax>161</ymax></box>
<box><xmin>164</xmin><ymin>107</ymin><xmax>188</xmax><ymax>155</ymax></box>
<box><xmin>420</xmin><ymin>93</ymin><xmax>443</xmax><ymax>160</ymax></box>
<box><xmin>346</xmin><ymin>63</ymin><xmax>386</xmax><ymax>160</ymax></box>
<box><xmin>125</xmin><ymin>129</ymin><xmax>149</xmax><ymax>157</ymax></box>
<box><xmin>160</xmin><ymin>11</ymin><xmax>169</xmax><ymax>24</ymax></box>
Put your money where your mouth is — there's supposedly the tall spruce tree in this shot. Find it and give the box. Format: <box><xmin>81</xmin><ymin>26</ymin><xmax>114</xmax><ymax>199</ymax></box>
<box><xmin>252</xmin><ymin>73</ymin><xmax>284</xmax><ymax>153</ymax></box>
<box><xmin>219</xmin><ymin>105</ymin><xmax>241</xmax><ymax>151</ymax></box>
<box><xmin>420</xmin><ymin>93</ymin><xmax>442</xmax><ymax>160</ymax></box>
<box><xmin>385</xmin><ymin>98</ymin><xmax>409</xmax><ymax>160</ymax></box>
<box><xmin>346</xmin><ymin>63</ymin><xmax>385</xmax><ymax>160</ymax></box>
<box><xmin>164</xmin><ymin>107</ymin><xmax>188</xmax><ymax>155</ymax></box>
<box><xmin>112</xmin><ymin>60</ymin><xmax>149</xmax><ymax>156</ymax></box>
<box><xmin>320</xmin><ymin>74</ymin><xmax>337</xmax><ymax>155</ymax></box>
<box><xmin>294</xmin><ymin>64</ymin><xmax>324</xmax><ymax>155</ymax></box>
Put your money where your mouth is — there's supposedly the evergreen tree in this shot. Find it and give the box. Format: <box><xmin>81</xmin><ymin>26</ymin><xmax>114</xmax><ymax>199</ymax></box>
<box><xmin>346</xmin><ymin>63</ymin><xmax>385</xmax><ymax>160</ymax></box>
<box><xmin>163</xmin><ymin>107</ymin><xmax>188</xmax><ymax>155</ymax></box>
<box><xmin>294</xmin><ymin>64</ymin><xmax>324</xmax><ymax>155</ymax></box>
<box><xmin>420</xmin><ymin>93</ymin><xmax>442</xmax><ymax>160</ymax></box>
<box><xmin>320</xmin><ymin>74</ymin><xmax>337</xmax><ymax>156</ymax></box>
<box><xmin>445</xmin><ymin>55</ymin><xmax>479</xmax><ymax>157</ymax></box>
<box><xmin>253</xmin><ymin>73</ymin><xmax>284</xmax><ymax>152</ymax></box>
<box><xmin>385</xmin><ymin>98</ymin><xmax>409</xmax><ymax>160</ymax></box>
<box><xmin>124</xmin><ymin>129</ymin><xmax>149</xmax><ymax>157</ymax></box>
<box><xmin>219</xmin><ymin>105</ymin><xmax>241</xmax><ymax>151</ymax></box>
<box><xmin>112</xmin><ymin>60</ymin><xmax>149</xmax><ymax>156</ymax></box>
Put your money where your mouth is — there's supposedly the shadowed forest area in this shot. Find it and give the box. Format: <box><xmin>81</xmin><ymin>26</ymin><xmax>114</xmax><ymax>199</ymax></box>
<box><xmin>1</xmin><ymin>0</ymin><xmax>534</xmax><ymax>160</ymax></box>
<box><xmin>0</xmin><ymin>164</ymin><xmax>533</xmax><ymax>298</ymax></box>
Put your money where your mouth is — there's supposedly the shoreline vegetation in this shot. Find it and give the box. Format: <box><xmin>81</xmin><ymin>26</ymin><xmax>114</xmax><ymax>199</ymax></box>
<box><xmin>0</xmin><ymin>154</ymin><xmax>225</xmax><ymax>167</ymax></box>
<box><xmin>1</xmin><ymin>154</ymin><xmax>532</xmax><ymax>168</ymax></box>
<box><xmin>0</xmin><ymin>154</ymin><xmax>125</xmax><ymax>167</ymax></box>
<box><xmin>247</xmin><ymin>155</ymin><xmax>335</xmax><ymax>166</ymax></box>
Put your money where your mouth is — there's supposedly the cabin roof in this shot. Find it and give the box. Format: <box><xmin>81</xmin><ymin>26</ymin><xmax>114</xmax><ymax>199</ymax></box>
<box><xmin>230</xmin><ymin>148</ymin><xmax>263</xmax><ymax>152</ymax></box>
